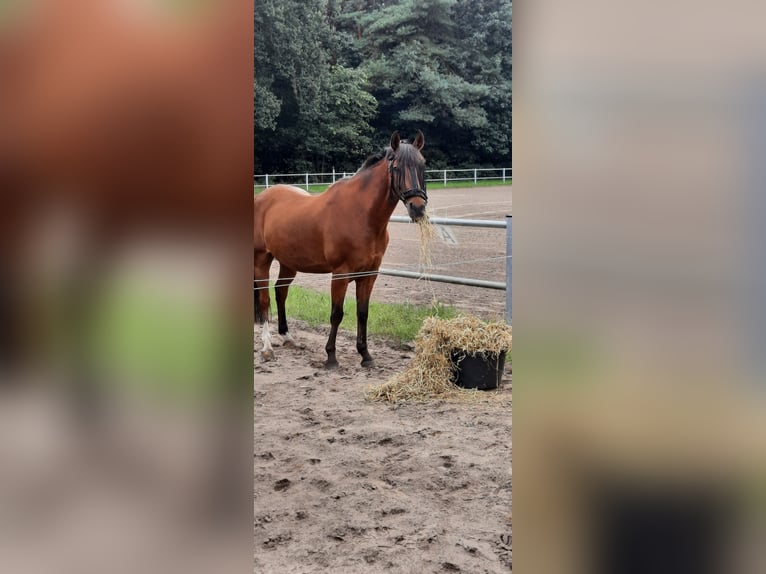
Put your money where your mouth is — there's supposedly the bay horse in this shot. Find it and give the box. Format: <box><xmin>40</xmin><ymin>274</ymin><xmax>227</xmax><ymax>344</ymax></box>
<box><xmin>254</xmin><ymin>131</ymin><xmax>427</xmax><ymax>368</ymax></box>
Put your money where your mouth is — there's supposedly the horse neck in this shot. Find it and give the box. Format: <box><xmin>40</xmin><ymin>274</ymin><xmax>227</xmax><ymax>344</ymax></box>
<box><xmin>358</xmin><ymin>160</ymin><xmax>397</xmax><ymax>230</ymax></box>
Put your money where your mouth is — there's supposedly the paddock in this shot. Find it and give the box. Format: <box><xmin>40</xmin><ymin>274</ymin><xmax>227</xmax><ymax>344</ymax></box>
<box><xmin>254</xmin><ymin>185</ymin><xmax>513</xmax><ymax>573</ymax></box>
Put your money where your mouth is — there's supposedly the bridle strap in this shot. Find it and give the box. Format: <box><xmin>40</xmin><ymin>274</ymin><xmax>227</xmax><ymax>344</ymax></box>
<box><xmin>400</xmin><ymin>187</ymin><xmax>428</xmax><ymax>202</ymax></box>
<box><xmin>388</xmin><ymin>157</ymin><xmax>427</xmax><ymax>205</ymax></box>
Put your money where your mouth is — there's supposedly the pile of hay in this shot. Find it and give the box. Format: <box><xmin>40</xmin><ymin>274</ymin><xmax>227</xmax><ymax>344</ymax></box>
<box><xmin>366</xmin><ymin>315</ymin><xmax>512</xmax><ymax>404</ymax></box>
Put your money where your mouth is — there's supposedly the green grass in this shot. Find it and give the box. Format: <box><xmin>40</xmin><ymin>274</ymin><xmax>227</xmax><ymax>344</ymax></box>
<box><xmin>254</xmin><ymin>178</ymin><xmax>511</xmax><ymax>195</ymax></box>
<box><xmin>270</xmin><ymin>284</ymin><xmax>457</xmax><ymax>345</ymax></box>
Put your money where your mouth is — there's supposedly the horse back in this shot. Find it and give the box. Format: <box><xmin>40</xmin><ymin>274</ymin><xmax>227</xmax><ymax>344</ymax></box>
<box><xmin>253</xmin><ymin>185</ymin><xmax>323</xmax><ymax>253</ymax></box>
<box><xmin>258</xmin><ymin>184</ymin><xmax>311</xmax><ymax>199</ymax></box>
<box><xmin>254</xmin><ymin>185</ymin><xmax>313</xmax><ymax>228</ymax></box>
<box><xmin>253</xmin><ymin>183</ymin><xmax>358</xmax><ymax>272</ymax></box>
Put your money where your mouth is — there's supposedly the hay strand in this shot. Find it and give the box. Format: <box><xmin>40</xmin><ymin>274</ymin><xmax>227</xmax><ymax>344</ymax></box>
<box><xmin>416</xmin><ymin>215</ymin><xmax>440</xmax><ymax>311</ymax></box>
<box><xmin>417</xmin><ymin>215</ymin><xmax>435</xmax><ymax>270</ymax></box>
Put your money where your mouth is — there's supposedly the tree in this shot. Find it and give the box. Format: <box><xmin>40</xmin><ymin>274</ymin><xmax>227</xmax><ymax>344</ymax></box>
<box><xmin>254</xmin><ymin>0</ymin><xmax>376</xmax><ymax>173</ymax></box>
<box><xmin>253</xmin><ymin>0</ymin><xmax>512</xmax><ymax>172</ymax></box>
<box><xmin>454</xmin><ymin>0</ymin><xmax>512</xmax><ymax>163</ymax></box>
<box><xmin>341</xmin><ymin>0</ymin><xmax>510</xmax><ymax>167</ymax></box>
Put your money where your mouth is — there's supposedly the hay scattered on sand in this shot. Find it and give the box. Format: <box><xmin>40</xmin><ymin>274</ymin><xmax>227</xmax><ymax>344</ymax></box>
<box><xmin>366</xmin><ymin>315</ymin><xmax>512</xmax><ymax>404</ymax></box>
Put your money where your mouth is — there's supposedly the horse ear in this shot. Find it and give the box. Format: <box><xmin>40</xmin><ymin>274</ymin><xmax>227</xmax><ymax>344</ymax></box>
<box><xmin>413</xmin><ymin>130</ymin><xmax>425</xmax><ymax>150</ymax></box>
<box><xmin>390</xmin><ymin>131</ymin><xmax>400</xmax><ymax>152</ymax></box>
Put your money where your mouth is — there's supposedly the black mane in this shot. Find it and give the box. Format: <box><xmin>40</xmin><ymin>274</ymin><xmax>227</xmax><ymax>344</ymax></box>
<box><xmin>359</xmin><ymin>148</ymin><xmax>388</xmax><ymax>171</ymax></box>
<box><xmin>358</xmin><ymin>140</ymin><xmax>421</xmax><ymax>173</ymax></box>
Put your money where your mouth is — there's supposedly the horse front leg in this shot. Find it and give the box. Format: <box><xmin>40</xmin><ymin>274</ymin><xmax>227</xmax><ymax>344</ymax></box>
<box><xmin>325</xmin><ymin>276</ymin><xmax>350</xmax><ymax>369</ymax></box>
<box><xmin>355</xmin><ymin>274</ymin><xmax>378</xmax><ymax>367</ymax></box>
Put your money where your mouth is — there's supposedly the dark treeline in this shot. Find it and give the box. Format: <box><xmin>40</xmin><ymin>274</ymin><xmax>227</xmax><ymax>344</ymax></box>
<box><xmin>254</xmin><ymin>0</ymin><xmax>512</xmax><ymax>173</ymax></box>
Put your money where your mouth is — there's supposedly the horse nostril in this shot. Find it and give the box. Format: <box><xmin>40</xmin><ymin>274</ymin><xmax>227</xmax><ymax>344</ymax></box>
<box><xmin>409</xmin><ymin>205</ymin><xmax>426</xmax><ymax>222</ymax></box>
<box><xmin>407</xmin><ymin>200</ymin><xmax>426</xmax><ymax>220</ymax></box>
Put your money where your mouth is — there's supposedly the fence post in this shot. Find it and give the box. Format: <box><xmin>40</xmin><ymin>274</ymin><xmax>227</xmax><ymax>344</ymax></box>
<box><xmin>443</xmin><ymin>169</ymin><xmax>447</xmax><ymax>187</ymax></box>
<box><xmin>502</xmin><ymin>168</ymin><xmax>506</xmax><ymax>183</ymax></box>
<box><xmin>332</xmin><ymin>168</ymin><xmax>336</xmax><ymax>183</ymax></box>
<box><xmin>305</xmin><ymin>173</ymin><xmax>309</xmax><ymax>191</ymax></box>
<box><xmin>474</xmin><ymin>168</ymin><xmax>478</xmax><ymax>185</ymax></box>
<box><xmin>265</xmin><ymin>174</ymin><xmax>269</xmax><ymax>188</ymax></box>
<box><xmin>505</xmin><ymin>215</ymin><xmax>512</xmax><ymax>325</ymax></box>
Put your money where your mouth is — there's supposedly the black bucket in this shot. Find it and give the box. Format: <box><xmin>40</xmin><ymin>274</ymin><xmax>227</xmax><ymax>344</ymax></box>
<box><xmin>450</xmin><ymin>350</ymin><xmax>507</xmax><ymax>390</ymax></box>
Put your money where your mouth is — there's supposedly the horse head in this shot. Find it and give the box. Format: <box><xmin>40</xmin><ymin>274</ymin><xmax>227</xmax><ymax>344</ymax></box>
<box><xmin>388</xmin><ymin>131</ymin><xmax>427</xmax><ymax>222</ymax></box>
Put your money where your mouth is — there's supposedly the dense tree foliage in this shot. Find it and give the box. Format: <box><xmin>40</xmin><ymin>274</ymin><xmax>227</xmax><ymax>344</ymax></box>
<box><xmin>254</xmin><ymin>0</ymin><xmax>511</xmax><ymax>172</ymax></box>
<box><xmin>254</xmin><ymin>0</ymin><xmax>377</xmax><ymax>173</ymax></box>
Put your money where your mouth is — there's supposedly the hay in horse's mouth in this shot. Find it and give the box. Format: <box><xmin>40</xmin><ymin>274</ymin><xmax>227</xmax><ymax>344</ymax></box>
<box><xmin>417</xmin><ymin>216</ymin><xmax>434</xmax><ymax>271</ymax></box>
<box><xmin>365</xmin><ymin>315</ymin><xmax>512</xmax><ymax>405</ymax></box>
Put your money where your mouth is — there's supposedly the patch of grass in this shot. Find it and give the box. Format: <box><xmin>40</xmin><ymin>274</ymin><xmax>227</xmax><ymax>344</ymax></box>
<box><xmin>270</xmin><ymin>285</ymin><xmax>457</xmax><ymax>345</ymax></box>
<box><xmin>254</xmin><ymin>178</ymin><xmax>511</xmax><ymax>195</ymax></box>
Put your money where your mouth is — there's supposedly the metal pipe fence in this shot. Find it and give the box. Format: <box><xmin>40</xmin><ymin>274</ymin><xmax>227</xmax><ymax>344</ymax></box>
<box><xmin>254</xmin><ymin>167</ymin><xmax>512</xmax><ymax>191</ymax></box>
<box><xmin>389</xmin><ymin>215</ymin><xmax>506</xmax><ymax>228</ymax></box>
<box><xmin>376</xmin><ymin>268</ymin><xmax>506</xmax><ymax>290</ymax></box>
<box><xmin>252</xmin><ymin>215</ymin><xmax>512</xmax><ymax>323</ymax></box>
<box><xmin>379</xmin><ymin>215</ymin><xmax>512</xmax><ymax>324</ymax></box>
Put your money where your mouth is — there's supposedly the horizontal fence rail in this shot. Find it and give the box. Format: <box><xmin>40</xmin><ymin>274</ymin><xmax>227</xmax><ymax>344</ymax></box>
<box><xmin>376</xmin><ymin>268</ymin><xmax>506</xmax><ymax>290</ymax></box>
<box><xmin>254</xmin><ymin>167</ymin><xmax>511</xmax><ymax>190</ymax></box>
<box><xmin>389</xmin><ymin>215</ymin><xmax>506</xmax><ymax>229</ymax></box>
<box><xmin>252</xmin><ymin>215</ymin><xmax>512</xmax><ymax>323</ymax></box>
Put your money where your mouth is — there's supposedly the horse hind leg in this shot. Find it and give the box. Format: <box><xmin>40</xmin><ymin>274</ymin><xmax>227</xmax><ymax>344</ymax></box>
<box><xmin>254</xmin><ymin>251</ymin><xmax>274</xmax><ymax>360</ymax></box>
<box><xmin>275</xmin><ymin>264</ymin><xmax>297</xmax><ymax>346</ymax></box>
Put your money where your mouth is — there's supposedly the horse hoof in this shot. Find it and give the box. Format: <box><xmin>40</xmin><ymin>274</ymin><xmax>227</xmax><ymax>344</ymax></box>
<box><xmin>361</xmin><ymin>359</ymin><xmax>375</xmax><ymax>368</ymax></box>
<box><xmin>325</xmin><ymin>360</ymin><xmax>338</xmax><ymax>370</ymax></box>
<box><xmin>261</xmin><ymin>350</ymin><xmax>275</xmax><ymax>361</ymax></box>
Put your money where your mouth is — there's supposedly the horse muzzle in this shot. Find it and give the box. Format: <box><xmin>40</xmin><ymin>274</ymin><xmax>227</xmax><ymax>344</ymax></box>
<box><xmin>406</xmin><ymin>199</ymin><xmax>427</xmax><ymax>222</ymax></box>
<box><xmin>399</xmin><ymin>187</ymin><xmax>427</xmax><ymax>222</ymax></box>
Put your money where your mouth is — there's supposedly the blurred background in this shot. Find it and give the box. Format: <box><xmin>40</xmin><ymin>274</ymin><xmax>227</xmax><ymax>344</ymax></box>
<box><xmin>514</xmin><ymin>1</ymin><xmax>766</xmax><ymax>573</ymax></box>
<box><xmin>0</xmin><ymin>1</ymin><xmax>252</xmax><ymax>572</ymax></box>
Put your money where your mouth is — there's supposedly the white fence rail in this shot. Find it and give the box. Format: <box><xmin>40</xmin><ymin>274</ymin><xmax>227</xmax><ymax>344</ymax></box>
<box><xmin>254</xmin><ymin>167</ymin><xmax>512</xmax><ymax>190</ymax></box>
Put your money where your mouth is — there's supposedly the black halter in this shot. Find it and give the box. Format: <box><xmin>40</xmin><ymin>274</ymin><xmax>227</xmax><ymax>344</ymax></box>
<box><xmin>387</xmin><ymin>154</ymin><xmax>428</xmax><ymax>205</ymax></box>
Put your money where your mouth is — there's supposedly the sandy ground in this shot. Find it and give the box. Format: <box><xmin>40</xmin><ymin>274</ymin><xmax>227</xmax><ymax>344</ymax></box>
<box><xmin>254</xmin><ymin>325</ymin><xmax>512</xmax><ymax>573</ymax></box>
<box><xmin>255</xmin><ymin>186</ymin><xmax>512</xmax><ymax>573</ymax></box>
